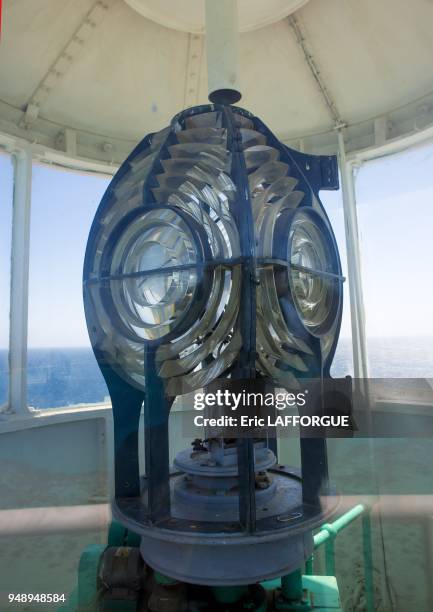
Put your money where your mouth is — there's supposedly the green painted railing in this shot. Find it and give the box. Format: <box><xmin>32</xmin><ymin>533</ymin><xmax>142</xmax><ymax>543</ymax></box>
<box><xmin>305</xmin><ymin>503</ymin><xmax>375</xmax><ymax>612</ymax></box>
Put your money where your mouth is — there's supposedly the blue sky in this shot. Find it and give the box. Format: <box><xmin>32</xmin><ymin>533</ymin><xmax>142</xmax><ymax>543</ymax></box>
<box><xmin>1</xmin><ymin>141</ymin><xmax>433</xmax><ymax>348</ymax></box>
<box><xmin>0</xmin><ymin>155</ymin><xmax>109</xmax><ymax>348</ymax></box>
<box><xmin>323</xmin><ymin>141</ymin><xmax>433</xmax><ymax>339</ymax></box>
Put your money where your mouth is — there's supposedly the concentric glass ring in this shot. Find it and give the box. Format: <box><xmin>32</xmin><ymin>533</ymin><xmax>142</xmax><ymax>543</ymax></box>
<box><xmin>287</xmin><ymin>209</ymin><xmax>341</xmax><ymax>336</ymax></box>
<box><xmin>109</xmin><ymin>208</ymin><xmax>199</xmax><ymax>340</ymax></box>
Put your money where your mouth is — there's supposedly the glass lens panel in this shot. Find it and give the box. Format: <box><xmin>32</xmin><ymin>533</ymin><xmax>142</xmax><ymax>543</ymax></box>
<box><xmin>289</xmin><ymin>212</ymin><xmax>339</xmax><ymax>334</ymax></box>
<box><xmin>109</xmin><ymin>210</ymin><xmax>198</xmax><ymax>340</ymax></box>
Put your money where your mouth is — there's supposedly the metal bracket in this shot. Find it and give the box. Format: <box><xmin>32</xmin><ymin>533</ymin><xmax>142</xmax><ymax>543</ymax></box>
<box><xmin>184</xmin><ymin>34</ymin><xmax>203</xmax><ymax>108</ymax></box>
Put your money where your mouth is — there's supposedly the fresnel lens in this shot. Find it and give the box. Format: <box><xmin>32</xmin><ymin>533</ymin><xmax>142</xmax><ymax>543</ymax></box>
<box><xmin>84</xmin><ymin>105</ymin><xmax>344</xmax><ymax>586</ymax></box>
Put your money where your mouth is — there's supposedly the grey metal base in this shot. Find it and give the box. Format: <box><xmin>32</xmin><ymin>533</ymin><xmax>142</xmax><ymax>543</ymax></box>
<box><xmin>112</xmin><ymin>467</ymin><xmax>339</xmax><ymax>586</ymax></box>
<box><xmin>139</xmin><ymin>526</ymin><xmax>314</xmax><ymax>586</ymax></box>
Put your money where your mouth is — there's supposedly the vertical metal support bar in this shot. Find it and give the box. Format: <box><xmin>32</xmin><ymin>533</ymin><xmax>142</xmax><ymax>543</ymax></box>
<box><xmin>324</xmin><ymin>538</ymin><xmax>336</xmax><ymax>576</ymax></box>
<box><xmin>300</xmin><ymin>438</ymin><xmax>329</xmax><ymax>507</ymax></box>
<box><xmin>223</xmin><ymin>106</ymin><xmax>257</xmax><ymax>533</ymax></box>
<box><xmin>184</xmin><ymin>34</ymin><xmax>203</xmax><ymax>108</ymax></box>
<box><xmin>337</xmin><ymin>131</ymin><xmax>368</xmax><ymax>379</ymax></box>
<box><xmin>143</xmin><ymin>345</ymin><xmax>171</xmax><ymax>523</ymax></box>
<box><xmin>9</xmin><ymin>148</ymin><xmax>32</xmax><ymax>414</ymax></box>
<box><xmin>362</xmin><ymin>512</ymin><xmax>375</xmax><ymax>612</ymax></box>
<box><xmin>281</xmin><ymin>569</ymin><xmax>304</xmax><ymax>601</ymax></box>
<box><xmin>237</xmin><ymin>437</ymin><xmax>256</xmax><ymax>531</ymax></box>
<box><xmin>305</xmin><ymin>555</ymin><xmax>314</xmax><ymax>576</ymax></box>
<box><xmin>112</xmin><ymin>407</ymin><xmax>142</xmax><ymax>497</ymax></box>
<box><xmin>104</xmin><ymin>410</ymin><xmax>115</xmax><ymax>497</ymax></box>
<box><xmin>319</xmin><ymin>522</ymin><xmax>337</xmax><ymax>575</ymax></box>
<box><xmin>107</xmin><ymin>372</ymin><xmax>143</xmax><ymax>498</ymax></box>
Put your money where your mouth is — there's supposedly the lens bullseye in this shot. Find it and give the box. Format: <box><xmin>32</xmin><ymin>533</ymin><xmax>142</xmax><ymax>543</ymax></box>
<box><xmin>288</xmin><ymin>211</ymin><xmax>340</xmax><ymax>335</ymax></box>
<box><xmin>110</xmin><ymin>209</ymin><xmax>198</xmax><ymax>339</ymax></box>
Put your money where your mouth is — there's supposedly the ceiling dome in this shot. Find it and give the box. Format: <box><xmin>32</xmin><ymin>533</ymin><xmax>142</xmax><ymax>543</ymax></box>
<box><xmin>123</xmin><ymin>0</ymin><xmax>310</xmax><ymax>33</ymax></box>
<box><xmin>1</xmin><ymin>0</ymin><xmax>433</xmax><ymax>165</ymax></box>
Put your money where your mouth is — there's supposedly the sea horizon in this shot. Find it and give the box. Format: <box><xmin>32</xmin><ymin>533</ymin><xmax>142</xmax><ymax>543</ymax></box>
<box><xmin>1</xmin><ymin>336</ymin><xmax>433</xmax><ymax>409</ymax></box>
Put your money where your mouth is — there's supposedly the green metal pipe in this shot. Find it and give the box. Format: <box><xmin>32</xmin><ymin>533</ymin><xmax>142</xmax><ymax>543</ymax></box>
<box><xmin>362</xmin><ymin>512</ymin><xmax>375</xmax><ymax>612</ymax></box>
<box><xmin>281</xmin><ymin>569</ymin><xmax>304</xmax><ymax>601</ymax></box>
<box><xmin>305</xmin><ymin>555</ymin><xmax>314</xmax><ymax>576</ymax></box>
<box><xmin>313</xmin><ymin>529</ymin><xmax>329</xmax><ymax>548</ymax></box>
<box><xmin>324</xmin><ymin>539</ymin><xmax>335</xmax><ymax>576</ymax></box>
<box><xmin>314</xmin><ymin>504</ymin><xmax>366</xmax><ymax>550</ymax></box>
<box><xmin>311</xmin><ymin>503</ymin><xmax>375</xmax><ymax>611</ymax></box>
<box><xmin>330</xmin><ymin>503</ymin><xmax>366</xmax><ymax>530</ymax></box>
<box><xmin>212</xmin><ymin>585</ymin><xmax>249</xmax><ymax>604</ymax></box>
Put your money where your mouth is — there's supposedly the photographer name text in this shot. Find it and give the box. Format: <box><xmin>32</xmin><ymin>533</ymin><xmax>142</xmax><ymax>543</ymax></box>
<box><xmin>193</xmin><ymin>414</ymin><xmax>350</xmax><ymax>428</ymax></box>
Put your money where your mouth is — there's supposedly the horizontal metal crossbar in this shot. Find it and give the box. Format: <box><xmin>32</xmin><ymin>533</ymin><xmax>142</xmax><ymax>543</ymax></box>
<box><xmin>85</xmin><ymin>257</ymin><xmax>345</xmax><ymax>285</ymax></box>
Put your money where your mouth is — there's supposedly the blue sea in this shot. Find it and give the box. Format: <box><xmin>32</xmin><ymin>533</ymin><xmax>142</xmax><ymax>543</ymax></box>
<box><xmin>0</xmin><ymin>347</ymin><xmax>108</xmax><ymax>409</ymax></box>
<box><xmin>0</xmin><ymin>337</ymin><xmax>432</xmax><ymax>409</ymax></box>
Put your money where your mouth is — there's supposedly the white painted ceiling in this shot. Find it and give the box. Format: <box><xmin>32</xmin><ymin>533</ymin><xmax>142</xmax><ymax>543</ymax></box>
<box><xmin>124</xmin><ymin>0</ymin><xmax>310</xmax><ymax>33</ymax></box>
<box><xmin>1</xmin><ymin>0</ymin><xmax>433</xmax><ymax>163</ymax></box>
